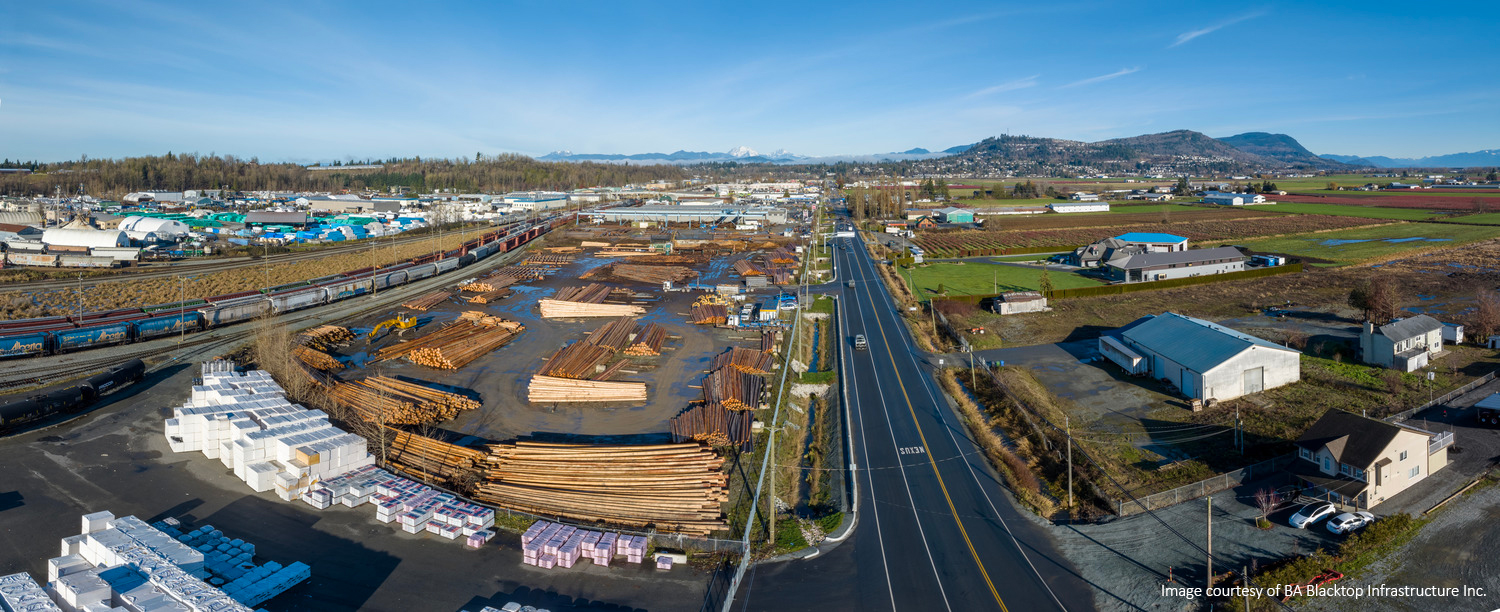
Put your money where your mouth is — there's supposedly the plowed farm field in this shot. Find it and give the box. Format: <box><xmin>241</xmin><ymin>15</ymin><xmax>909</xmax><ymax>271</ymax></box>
<box><xmin>986</xmin><ymin>206</ymin><xmax>1284</xmax><ymax>230</ymax></box>
<box><xmin>1278</xmin><ymin>193</ymin><xmax>1498</xmax><ymax>210</ymax></box>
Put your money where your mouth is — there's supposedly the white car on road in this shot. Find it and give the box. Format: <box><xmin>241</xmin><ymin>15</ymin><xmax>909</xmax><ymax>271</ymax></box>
<box><xmin>1288</xmin><ymin>502</ymin><xmax>1338</xmax><ymax>529</ymax></box>
<box><xmin>1326</xmin><ymin>511</ymin><xmax>1375</xmax><ymax>535</ymax></box>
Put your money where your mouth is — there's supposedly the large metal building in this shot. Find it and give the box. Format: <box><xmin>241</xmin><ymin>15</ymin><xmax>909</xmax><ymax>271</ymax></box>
<box><xmin>1102</xmin><ymin>312</ymin><xmax>1300</xmax><ymax>402</ymax></box>
<box><xmin>118</xmin><ymin>216</ymin><xmax>191</xmax><ymax>237</ymax></box>
<box><xmin>41</xmin><ymin>228</ymin><xmax>130</xmax><ymax>249</ymax></box>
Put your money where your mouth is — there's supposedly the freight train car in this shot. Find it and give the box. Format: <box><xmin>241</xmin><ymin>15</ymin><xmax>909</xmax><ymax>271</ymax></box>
<box><xmin>0</xmin><ymin>332</ymin><xmax>49</xmax><ymax>358</ymax></box>
<box><xmin>134</xmin><ymin>312</ymin><xmax>204</xmax><ymax>340</ymax></box>
<box><xmin>434</xmin><ymin>257</ymin><xmax>462</xmax><ymax>274</ymax></box>
<box><xmin>269</xmin><ymin>287</ymin><xmax>328</xmax><ymax>313</ymax></box>
<box><xmin>197</xmin><ymin>296</ymin><xmax>271</xmax><ymax>326</ymax></box>
<box><xmin>405</xmin><ymin>263</ymin><xmax>438</xmax><ymax>282</ymax></box>
<box><xmin>55</xmin><ymin>322</ymin><xmax>132</xmax><ymax>352</ymax></box>
<box><xmin>0</xmin><ymin>359</ymin><xmax>145</xmax><ymax>430</ymax></box>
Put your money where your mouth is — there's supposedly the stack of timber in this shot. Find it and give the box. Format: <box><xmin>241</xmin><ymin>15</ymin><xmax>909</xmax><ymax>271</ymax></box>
<box><xmin>628</xmin><ymin>254</ymin><xmax>701</xmax><ymax>265</ymax></box>
<box><xmin>473</xmin><ymin>441</ymin><xmax>727</xmax><ymax>535</ymax></box>
<box><xmin>733</xmin><ymin>260</ymin><xmax>765</xmax><ymax>276</ymax></box>
<box><xmin>760</xmin><ymin>330</ymin><xmax>779</xmax><ymax>353</ymax></box>
<box><xmin>465</xmin><ymin>287</ymin><xmax>513</xmax><ymax>304</ymax></box>
<box><xmin>689</xmin><ymin>303</ymin><xmax>728</xmax><ymax>325</ymax></box>
<box><xmin>541</xmin><ymin>342</ymin><xmax>615</xmax><ymax>378</ymax></box>
<box><xmin>375</xmin><ymin>313</ymin><xmax>524</xmax><ymax>369</ymax></box>
<box><xmin>766</xmin><ymin>247</ymin><xmax>799</xmax><ymax>265</ymax></box>
<box><xmin>670</xmin><ymin>404</ymin><xmax>752</xmax><ymax>450</ymax></box>
<box><xmin>543</xmin><ymin>246</ymin><xmax>581</xmax><ymax>253</ymax></box>
<box><xmin>488</xmin><ymin>265</ymin><xmax>548</xmax><ymax>282</ymax></box>
<box><xmin>383</xmin><ymin>426</ymin><xmax>487</xmax><ymax>489</ymax></box>
<box><xmin>401</xmin><ymin>291</ymin><xmax>451</xmax><ymax>311</ymax></box>
<box><xmin>292</xmin><ymin>345</ymin><xmax>344</xmax><ymax>372</ymax></box>
<box><xmin>591</xmin><ymin>359</ymin><xmax>631</xmax><ymax>381</ymax></box>
<box><xmin>709</xmin><ymin>347</ymin><xmax>774</xmax><ymax>375</ymax></box>
<box><xmin>595</xmin><ymin>249</ymin><xmax>655</xmax><ymax>258</ymax></box>
<box><xmin>579</xmin><ymin>241</ymin><xmax>612</xmax><ymax>248</ymax></box>
<box><xmin>527</xmin><ymin>375</ymin><xmax>647</xmax><ymax>403</ymax></box>
<box><xmin>460</xmin><ymin>276</ymin><xmax>519</xmax><ymax>293</ymax></box>
<box><xmin>701</xmin><ymin>367</ymin><xmax>764</xmax><ymax>411</ymax></box>
<box><xmin>585</xmin><ymin>317</ymin><xmax>639</xmax><ymax>352</ymax></box>
<box><xmin>622</xmin><ymin>323</ymin><xmax>666</xmax><ymax>356</ymax></box>
<box><xmin>523</xmin><ymin>254</ymin><xmax>574</xmax><ymax>266</ymax></box>
<box><xmin>609</xmin><ymin>264</ymin><xmax>697</xmax><ymax>284</ymax></box>
<box><xmin>332</xmin><ymin>376</ymin><xmax>480</xmax><ymax>424</ymax></box>
<box><xmin>554</xmin><ymin>283</ymin><xmax>615</xmax><ymax>304</ymax></box>
<box><xmin>539</xmin><ymin>284</ymin><xmax>644</xmax><ymax>318</ymax></box>
<box><xmin>297</xmin><ymin>325</ymin><xmax>355</xmax><ymax>350</ymax></box>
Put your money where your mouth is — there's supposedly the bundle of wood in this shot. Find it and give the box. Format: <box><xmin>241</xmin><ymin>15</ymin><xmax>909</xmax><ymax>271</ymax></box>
<box><xmin>374</xmin><ymin>316</ymin><xmax>524</xmax><ymax>369</ymax></box>
<box><xmin>709</xmin><ymin>347</ymin><xmax>774</xmax><ymax>375</ymax></box>
<box><xmin>622</xmin><ymin>323</ymin><xmax>666</xmax><ymax>356</ymax></box>
<box><xmin>627</xmin><ymin>254</ymin><xmax>701</xmax><ymax>265</ymax></box>
<box><xmin>769</xmin><ymin>269</ymin><xmax>794</xmax><ymax>285</ymax></box>
<box><xmin>766</xmin><ymin>247</ymin><xmax>799</xmax><ymax>265</ymax></box>
<box><xmin>609</xmin><ymin>264</ymin><xmax>698</xmax><ymax>284</ymax></box>
<box><xmin>538</xmin><ymin>300</ymin><xmax>646</xmax><ymax>318</ymax></box>
<box><xmin>292</xmin><ymin>345</ymin><xmax>343</xmax><ymax>372</ymax></box>
<box><xmin>527</xmin><ymin>375</ymin><xmax>647</xmax><ymax>403</ymax></box>
<box><xmin>332</xmin><ymin>376</ymin><xmax>480</xmax><ymax>424</ymax></box>
<box><xmin>579</xmin><ymin>241</ymin><xmax>612</xmax><ymax>248</ymax></box>
<box><xmin>489</xmin><ymin>265</ymin><xmax>548</xmax><ymax>281</ymax></box>
<box><xmin>473</xmin><ymin>441</ymin><xmax>727</xmax><ymax>535</ymax></box>
<box><xmin>595</xmin><ymin>249</ymin><xmax>655</xmax><ymax>257</ymax></box>
<box><xmin>541</xmin><ymin>342</ymin><xmax>615</xmax><ymax>378</ymax></box>
<box><xmin>585</xmin><ymin>317</ymin><xmax>639</xmax><ymax>352</ymax></box>
<box><xmin>296</xmin><ymin>325</ymin><xmax>354</xmax><ymax>350</ymax></box>
<box><xmin>465</xmin><ymin>287</ymin><xmax>513</xmax><ymax>304</ymax></box>
<box><xmin>523</xmin><ymin>254</ymin><xmax>574</xmax><ymax>266</ymax></box>
<box><xmin>544</xmin><ymin>246</ymin><xmax>582</xmax><ymax>253</ymax></box>
<box><xmin>670</xmin><ymin>404</ymin><xmax>752</xmax><ymax>449</ymax></box>
<box><xmin>459</xmin><ymin>275</ymin><xmax>517</xmax><ymax>293</ymax></box>
<box><xmin>760</xmin><ymin>330</ymin><xmax>779</xmax><ymax>353</ymax></box>
<box><xmin>592</xmin><ymin>359</ymin><xmax>630</xmax><ymax>381</ymax></box>
<box><xmin>553</xmin><ymin>283</ymin><xmax>614</xmax><ymax>304</ymax></box>
<box><xmin>689</xmin><ymin>304</ymin><xmax>728</xmax><ymax>325</ymax></box>
<box><xmin>733</xmin><ymin>260</ymin><xmax>765</xmax><ymax>276</ymax></box>
<box><xmin>383</xmin><ymin>427</ymin><xmax>487</xmax><ymax>489</ymax></box>
<box><xmin>456</xmin><ymin>310</ymin><xmax>519</xmax><ymax>327</ymax></box>
<box><xmin>701</xmin><ymin>367</ymin><xmax>764</xmax><ymax>411</ymax></box>
<box><xmin>401</xmin><ymin>291</ymin><xmax>451</xmax><ymax>311</ymax></box>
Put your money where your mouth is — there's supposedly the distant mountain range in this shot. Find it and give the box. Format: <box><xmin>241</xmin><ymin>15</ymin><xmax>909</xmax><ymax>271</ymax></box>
<box><xmin>537</xmin><ymin>144</ymin><xmax>974</xmax><ymax>165</ymax></box>
<box><xmin>1319</xmin><ymin>150</ymin><xmax>1500</xmax><ymax>168</ymax></box>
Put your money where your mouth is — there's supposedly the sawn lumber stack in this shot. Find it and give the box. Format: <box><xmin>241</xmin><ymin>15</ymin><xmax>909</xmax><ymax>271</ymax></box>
<box><xmin>527</xmin><ymin>375</ymin><xmax>647</xmax><ymax>403</ymax></box>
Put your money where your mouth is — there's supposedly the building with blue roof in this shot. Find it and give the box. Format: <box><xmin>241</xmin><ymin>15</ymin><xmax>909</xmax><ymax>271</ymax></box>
<box><xmin>1104</xmin><ymin>312</ymin><xmax>1300</xmax><ymax>402</ymax></box>
<box><xmin>1113</xmin><ymin>232</ymin><xmax>1189</xmax><ymax>251</ymax></box>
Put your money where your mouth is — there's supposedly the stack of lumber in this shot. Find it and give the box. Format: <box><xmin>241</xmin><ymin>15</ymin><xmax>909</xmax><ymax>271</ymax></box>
<box><xmin>383</xmin><ymin>426</ymin><xmax>487</xmax><ymax>488</ymax></box>
<box><xmin>769</xmin><ymin>269</ymin><xmax>794</xmax><ymax>285</ymax></box>
<box><xmin>760</xmin><ymin>330</ymin><xmax>779</xmax><ymax>353</ymax></box>
<box><xmin>591</xmin><ymin>359</ymin><xmax>630</xmax><ymax>381</ymax></box>
<box><xmin>460</xmin><ymin>276</ymin><xmax>517</xmax><ymax>293</ymax></box>
<box><xmin>623</xmin><ymin>323</ymin><xmax>667</xmax><ymax>356</ymax></box>
<box><xmin>401</xmin><ymin>291</ymin><xmax>451</xmax><ymax>311</ymax></box>
<box><xmin>375</xmin><ymin>315</ymin><xmax>525</xmax><ymax>369</ymax></box>
<box><xmin>472</xmin><ymin>441</ymin><xmax>727</xmax><ymax>535</ymax></box>
<box><xmin>465</xmin><ymin>287</ymin><xmax>513</xmax><ymax>304</ymax></box>
<box><xmin>297</xmin><ymin>325</ymin><xmax>355</xmax><ymax>350</ymax></box>
<box><xmin>702</xmin><ymin>367</ymin><xmax>764</xmax><ymax>411</ymax></box>
<box><xmin>733</xmin><ymin>260</ymin><xmax>765</xmax><ymax>276</ymax></box>
<box><xmin>628</xmin><ymin>254</ymin><xmax>701</xmax><ymax>265</ymax></box>
<box><xmin>544</xmin><ymin>246</ymin><xmax>582</xmax><ymax>253</ymax></box>
<box><xmin>580</xmin><ymin>241</ymin><xmax>612</xmax><ymax>248</ymax></box>
<box><xmin>332</xmin><ymin>376</ymin><xmax>480</xmax><ymax>424</ymax></box>
<box><xmin>456</xmin><ymin>310</ymin><xmax>519</xmax><ymax>326</ymax></box>
<box><xmin>670</xmin><ymin>404</ymin><xmax>752</xmax><ymax>449</ymax></box>
<box><xmin>293</xmin><ymin>345</ymin><xmax>343</xmax><ymax>372</ymax></box>
<box><xmin>539</xmin><ymin>300</ymin><xmax>645</xmax><ymax>318</ymax></box>
<box><xmin>609</xmin><ymin>264</ymin><xmax>697</xmax><ymax>284</ymax></box>
<box><xmin>541</xmin><ymin>342</ymin><xmax>615</xmax><ymax>378</ymax></box>
<box><xmin>689</xmin><ymin>303</ymin><xmax>728</xmax><ymax>325</ymax></box>
<box><xmin>527</xmin><ymin>375</ymin><xmax>647</xmax><ymax>403</ymax></box>
<box><xmin>489</xmin><ymin>266</ymin><xmax>548</xmax><ymax>281</ymax></box>
<box><xmin>766</xmin><ymin>247</ymin><xmax>799</xmax><ymax>265</ymax></box>
<box><xmin>553</xmin><ymin>283</ymin><xmax>615</xmax><ymax>304</ymax></box>
<box><xmin>596</xmin><ymin>249</ymin><xmax>655</xmax><ymax>258</ymax></box>
<box><xmin>585</xmin><ymin>317</ymin><xmax>639</xmax><ymax>352</ymax></box>
<box><xmin>524</xmin><ymin>254</ymin><xmax>574</xmax><ymax>266</ymax></box>
<box><xmin>709</xmin><ymin>347</ymin><xmax>774</xmax><ymax>375</ymax></box>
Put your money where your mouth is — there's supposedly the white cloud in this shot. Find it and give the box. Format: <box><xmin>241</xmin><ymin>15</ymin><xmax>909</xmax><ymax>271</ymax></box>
<box><xmin>962</xmin><ymin>76</ymin><xmax>1040</xmax><ymax>99</ymax></box>
<box><xmin>1170</xmin><ymin>11</ymin><xmax>1267</xmax><ymax>47</ymax></box>
<box><xmin>1060</xmin><ymin>67</ymin><xmax>1141</xmax><ymax>88</ymax></box>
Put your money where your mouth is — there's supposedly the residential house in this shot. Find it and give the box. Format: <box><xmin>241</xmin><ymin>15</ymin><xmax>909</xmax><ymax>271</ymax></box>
<box><xmin>1291</xmin><ymin>409</ymin><xmax>1452</xmax><ymax>509</ymax></box>
<box><xmin>1104</xmin><ymin>312</ymin><xmax>1301</xmax><ymax>401</ymax></box>
<box><xmin>912</xmin><ymin>217</ymin><xmax>938</xmax><ymax>229</ymax></box>
<box><xmin>1064</xmin><ymin>237</ymin><xmax>1142</xmax><ymax>268</ymax></box>
<box><xmin>1103</xmin><ymin>246</ymin><xmax>1246</xmax><ymax>283</ymax></box>
<box><xmin>1360</xmin><ymin>315</ymin><xmax>1444</xmax><ymax>371</ymax></box>
<box><xmin>1114</xmin><ymin>232</ymin><xmax>1188</xmax><ymax>252</ymax></box>
<box><xmin>992</xmin><ymin>291</ymin><xmax>1047</xmax><ymax>315</ymax></box>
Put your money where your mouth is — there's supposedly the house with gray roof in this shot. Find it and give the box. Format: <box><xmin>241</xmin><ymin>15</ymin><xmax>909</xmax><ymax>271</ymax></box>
<box><xmin>1359</xmin><ymin>314</ymin><xmax>1443</xmax><ymax>372</ymax></box>
<box><xmin>1105</xmin><ymin>312</ymin><xmax>1300</xmax><ymax>401</ymax></box>
<box><xmin>1103</xmin><ymin>246</ymin><xmax>1246</xmax><ymax>283</ymax></box>
<box><xmin>1290</xmin><ymin>409</ymin><xmax>1451</xmax><ymax>509</ymax></box>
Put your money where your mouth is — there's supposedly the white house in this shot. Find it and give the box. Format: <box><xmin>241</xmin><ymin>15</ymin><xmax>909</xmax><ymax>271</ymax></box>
<box><xmin>1104</xmin><ymin>246</ymin><xmax>1246</xmax><ymax>283</ymax></box>
<box><xmin>1105</xmin><ymin>312</ymin><xmax>1301</xmax><ymax>401</ymax></box>
<box><xmin>1291</xmin><ymin>409</ymin><xmax>1451</xmax><ymax>509</ymax></box>
<box><xmin>1203</xmin><ymin>192</ymin><xmax>1267</xmax><ymax>206</ymax></box>
<box><xmin>1360</xmin><ymin>315</ymin><xmax>1444</xmax><ymax>371</ymax></box>
<box><xmin>1049</xmin><ymin>202</ymin><xmax>1110</xmax><ymax>214</ymax></box>
<box><xmin>1069</xmin><ymin>192</ymin><xmax>1101</xmax><ymax>202</ymax></box>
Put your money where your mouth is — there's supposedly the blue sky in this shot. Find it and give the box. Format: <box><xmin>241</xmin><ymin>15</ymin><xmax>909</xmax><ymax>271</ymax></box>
<box><xmin>2</xmin><ymin>0</ymin><xmax>1497</xmax><ymax>162</ymax></box>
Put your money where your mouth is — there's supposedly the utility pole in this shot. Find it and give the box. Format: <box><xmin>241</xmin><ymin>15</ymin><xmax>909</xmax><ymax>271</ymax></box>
<box><xmin>1206</xmin><ymin>496</ymin><xmax>1214</xmax><ymax>590</ymax></box>
<box><xmin>1243</xmin><ymin>565</ymin><xmax>1250</xmax><ymax>611</ymax></box>
<box><xmin>1066</xmin><ymin>415</ymin><xmax>1073</xmax><ymax>510</ymax></box>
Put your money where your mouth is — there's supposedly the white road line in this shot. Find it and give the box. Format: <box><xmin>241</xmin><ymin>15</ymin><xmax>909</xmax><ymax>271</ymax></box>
<box><xmin>856</xmin><ymin>242</ymin><xmax>1068</xmax><ymax>611</ymax></box>
<box><xmin>849</xmin><ymin>241</ymin><xmax>954</xmax><ymax>612</ymax></box>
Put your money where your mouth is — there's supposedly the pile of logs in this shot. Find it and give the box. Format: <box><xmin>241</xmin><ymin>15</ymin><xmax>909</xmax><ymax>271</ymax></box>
<box><xmin>401</xmin><ymin>291</ymin><xmax>451</xmax><ymax>311</ymax></box>
<box><xmin>465</xmin><ymin>287</ymin><xmax>513</xmax><ymax>304</ymax></box>
<box><xmin>608</xmin><ymin>264</ymin><xmax>698</xmax><ymax>284</ymax></box>
<box><xmin>541</xmin><ymin>341</ymin><xmax>615</xmax><ymax>378</ymax></box>
<box><xmin>628</xmin><ymin>254</ymin><xmax>702</xmax><ymax>265</ymax></box>
<box><xmin>623</xmin><ymin>323</ymin><xmax>667</xmax><ymax>356</ymax></box>
<box><xmin>544</xmin><ymin>246</ymin><xmax>581</xmax><ymax>254</ymax></box>
<box><xmin>527</xmin><ymin>375</ymin><xmax>647</xmax><ymax>403</ymax></box>
<box><xmin>670</xmin><ymin>404</ymin><xmax>752</xmax><ymax>450</ymax></box>
<box><xmin>383</xmin><ymin>426</ymin><xmax>487</xmax><ymax>489</ymax></box>
<box><xmin>523</xmin><ymin>254</ymin><xmax>574</xmax><ymax>266</ymax></box>
<box><xmin>539</xmin><ymin>300</ymin><xmax>645</xmax><ymax>318</ymax></box>
<box><xmin>585</xmin><ymin>317</ymin><xmax>639</xmax><ymax>352</ymax></box>
<box><xmin>489</xmin><ymin>265</ymin><xmax>548</xmax><ymax>282</ymax></box>
<box><xmin>292</xmin><ymin>345</ymin><xmax>343</xmax><ymax>372</ymax></box>
<box><xmin>591</xmin><ymin>360</ymin><xmax>630</xmax><ymax>381</ymax></box>
<box><xmin>332</xmin><ymin>376</ymin><xmax>480</xmax><ymax>424</ymax></box>
<box><xmin>701</xmin><ymin>367</ymin><xmax>765</xmax><ymax>411</ymax></box>
<box><xmin>553</xmin><ymin>283</ymin><xmax>615</xmax><ymax>304</ymax></box>
<box><xmin>472</xmin><ymin>441</ymin><xmax>727</xmax><ymax>535</ymax></box>
<box><xmin>296</xmin><ymin>325</ymin><xmax>354</xmax><ymax>350</ymax></box>
<box><xmin>374</xmin><ymin>314</ymin><xmax>524</xmax><ymax>369</ymax></box>
<box><xmin>733</xmin><ymin>260</ymin><xmax>765</xmax><ymax>276</ymax></box>
<box><xmin>460</xmin><ymin>276</ymin><xmax>517</xmax><ymax>293</ymax></box>
<box><xmin>595</xmin><ymin>249</ymin><xmax>655</xmax><ymax>258</ymax></box>
<box><xmin>709</xmin><ymin>347</ymin><xmax>774</xmax><ymax>375</ymax></box>
<box><xmin>579</xmin><ymin>241</ymin><xmax>612</xmax><ymax>248</ymax></box>
<box><xmin>766</xmin><ymin>247</ymin><xmax>799</xmax><ymax>265</ymax></box>
<box><xmin>760</xmin><ymin>330</ymin><xmax>779</xmax><ymax>353</ymax></box>
<box><xmin>690</xmin><ymin>304</ymin><xmax>728</xmax><ymax>325</ymax></box>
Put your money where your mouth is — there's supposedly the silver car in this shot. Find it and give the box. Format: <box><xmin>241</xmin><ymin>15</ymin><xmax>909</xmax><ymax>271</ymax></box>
<box><xmin>1288</xmin><ymin>502</ymin><xmax>1337</xmax><ymax>529</ymax></box>
<box><xmin>1326</xmin><ymin>511</ymin><xmax>1375</xmax><ymax>535</ymax></box>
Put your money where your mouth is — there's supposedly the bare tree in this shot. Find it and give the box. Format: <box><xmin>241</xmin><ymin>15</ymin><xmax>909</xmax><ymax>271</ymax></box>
<box><xmin>1254</xmin><ymin>487</ymin><xmax>1283</xmax><ymax>521</ymax></box>
<box><xmin>1471</xmin><ymin>290</ymin><xmax>1500</xmax><ymax>343</ymax></box>
<box><xmin>1349</xmin><ymin>277</ymin><xmax>1400</xmax><ymax>324</ymax></box>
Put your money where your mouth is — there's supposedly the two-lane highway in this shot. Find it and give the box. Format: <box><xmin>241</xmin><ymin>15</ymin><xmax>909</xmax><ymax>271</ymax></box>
<box><xmin>735</xmin><ymin>235</ymin><xmax>1093</xmax><ymax>611</ymax></box>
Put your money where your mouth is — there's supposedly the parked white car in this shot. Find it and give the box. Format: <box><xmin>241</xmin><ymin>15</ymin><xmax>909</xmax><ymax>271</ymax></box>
<box><xmin>1326</xmin><ymin>511</ymin><xmax>1376</xmax><ymax>535</ymax></box>
<box><xmin>1289</xmin><ymin>502</ymin><xmax>1338</xmax><ymax>529</ymax></box>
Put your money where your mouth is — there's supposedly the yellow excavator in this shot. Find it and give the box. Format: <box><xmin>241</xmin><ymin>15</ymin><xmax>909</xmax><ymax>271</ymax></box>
<box><xmin>367</xmin><ymin>314</ymin><xmax>417</xmax><ymax>340</ymax></box>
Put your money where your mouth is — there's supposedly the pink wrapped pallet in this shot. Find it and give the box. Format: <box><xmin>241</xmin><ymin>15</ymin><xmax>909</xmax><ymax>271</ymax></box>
<box><xmin>656</xmin><ymin>556</ymin><xmax>673</xmax><ymax>570</ymax></box>
<box><xmin>538</xmin><ymin>553</ymin><xmax>557</xmax><ymax>569</ymax></box>
<box><xmin>581</xmin><ymin>531</ymin><xmax>601</xmax><ymax>555</ymax></box>
<box><xmin>440</xmin><ymin>524</ymin><xmax>462</xmax><ymax>540</ymax></box>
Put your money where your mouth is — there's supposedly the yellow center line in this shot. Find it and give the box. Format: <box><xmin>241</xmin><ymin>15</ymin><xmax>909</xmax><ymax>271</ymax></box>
<box><xmin>858</xmin><ymin>248</ymin><xmax>1008</xmax><ymax>612</ymax></box>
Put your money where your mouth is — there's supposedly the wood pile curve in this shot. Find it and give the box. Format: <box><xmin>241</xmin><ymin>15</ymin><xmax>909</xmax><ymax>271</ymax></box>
<box><xmin>623</xmin><ymin>323</ymin><xmax>666</xmax><ymax>356</ymax></box>
<box><xmin>332</xmin><ymin>376</ymin><xmax>480</xmax><ymax>424</ymax></box>
<box><xmin>584</xmin><ymin>317</ymin><xmax>639</xmax><ymax>352</ymax></box>
<box><xmin>540</xmin><ymin>342</ymin><xmax>614</xmax><ymax>378</ymax></box>
<box><xmin>689</xmin><ymin>304</ymin><xmax>728</xmax><ymax>325</ymax></box>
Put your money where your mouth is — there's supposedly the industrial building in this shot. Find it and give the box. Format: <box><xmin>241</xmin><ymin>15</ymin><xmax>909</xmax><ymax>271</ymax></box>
<box><xmin>585</xmin><ymin>205</ymin><xmax>788</xmax><ymax>225</ymax></box>
<box><xmin>1049</xmin><ymin>202</ymin><xmax>1110</xmax><ymax>213</ymax></box>
<box><xmin>930</xmin><ymin>207</ymin><xmax>975</xmax><ymax>224</ymax></box>
<box><xmin>502</xmin><ymin>191</ymin><xmax>570</xmax><ymax>211</ymax></box>
<box><xmin>117</xmin><ymin>216</ymin><xmax>191</xmax><ymax>239</ymax></box>
<box><xmin>1103</xmin><ymin>245</ymin><xmax>1246</xmax><ymax>283</ymax></box>
<box><xmin>992</xmin><ymin>291</ymin><xmax>1048</xmax><ymax>315</ymax></box>
<box><xmin>1102</xmin><ymin>312</ymin><xmax>1301</xmax><ymax>402</ymax></box>
<box><xmin>41</xmin><ymin>228</ymin><xmax>131</xmax><ymax>249</ymax></box>
<box><xmin>1204</xmin><ymin>192</ymin><xmax>1267</xmax><ymax>206</ymax></box>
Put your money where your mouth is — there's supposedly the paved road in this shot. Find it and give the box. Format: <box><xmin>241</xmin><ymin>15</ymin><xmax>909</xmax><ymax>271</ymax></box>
<box><xmin>735</xmin><ymin>237</ymin><xmax>1092</xmax><ymax>611</ymax></box>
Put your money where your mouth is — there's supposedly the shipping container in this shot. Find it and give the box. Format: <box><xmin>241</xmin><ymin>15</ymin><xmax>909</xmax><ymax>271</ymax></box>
<box><xmin>134</xmin><ymin>312</ymin><xmax>203</xmax><ymax>340</ymax></box>
<box><xmin>5</xmin><ymin>252</ymin><xmax>59</xmax><ymax>267</ymax></box>
<box><xmin>0</xmin><ymin>332</ymin><xmax>49</xmax><ymax>358</ymax></box>
<box><xmin>55</xmin><ymin>323</ymin><xmax>132</xmax><ymax>351</ymax></box>
<box><xmin>198</xmin><ymin>296</ymin><xmax>271</xmax><ymax>326</ymax></box>
<box><xmin>270</xmin><ymin>287</ymin><xmax>327</xmax><ymax>313</ymax></box>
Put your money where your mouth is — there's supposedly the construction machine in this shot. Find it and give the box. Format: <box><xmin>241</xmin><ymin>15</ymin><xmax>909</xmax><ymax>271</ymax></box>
<box><xmin>367</xmin><ymin>314</ymin><xmax>416</xmax><ymax>340</ymax></box>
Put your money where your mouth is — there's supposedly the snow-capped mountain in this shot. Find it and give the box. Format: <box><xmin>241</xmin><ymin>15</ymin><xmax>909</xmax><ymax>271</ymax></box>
<box><xmin>727</xmin><ymin>146</ymin><xmax>760</xmax><ymax>158</ymax></box>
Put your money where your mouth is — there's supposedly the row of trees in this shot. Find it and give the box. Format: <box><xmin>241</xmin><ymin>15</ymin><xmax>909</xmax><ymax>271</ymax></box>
<box><xmin>0</xmin><ymin>153</ymin><xmax>687</xmax><ymax>197</ymax></box>
<box><xmin>1349</xmin><ymin>276</ymin><xmax>1500</xmax><ymax>341</ymax></box>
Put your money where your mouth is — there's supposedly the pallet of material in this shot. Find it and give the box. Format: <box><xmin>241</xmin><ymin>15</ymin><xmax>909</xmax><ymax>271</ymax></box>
<box><xmin>701</xmin><ymin>367</ymin><xmax>764</xmax><ymax>411</ymax></box>
<box><xmin>689</xmin><ymin>304</ymin><xmax>728</xmax><ymax>325</ymax></box>
<box><xmin>608</xmin><ymin>264</ymin><xmax>698</xmax><ymax>284</ymax></box>
<box><xmin>670</xmin><ymin>404</ymin><xmax>752</xmax><ymax>450</ymax></box>
<box><xmin>709</xmin><ymin>347</ymin><xmax>774</xmax><ymax>375</ymax></box>
<box><xmin>622</xmin><ymin>323</ymin><xmax>666</xmax><ymax>356</ymax></box>
<box><xmin>473</xmin><ymin>441</ymin><xmax>727</xmax><ymax>536</ymax></box>
<box><xmin>539</xmin><ymin>300</ymin><xmax>645</xmax><ymax>318</ymax></box>
<box><xmin>332</xmin><ymin>376</ymin><xmax>480</xmax><ymax>424</ymax></box>
<box><xmin>527</xmin><ymin>375</ymin><xmax>647</xmax><ymax>403</ymax></box>
<box><xmin>297</xmin><ymin>325</ymin><xmax>355</xmax><ymax>350</ymax></box>
<box><xmin>585</xmin><ymin>317</ymin><xmax>639</xmax><ymax>352</ymax></box>
<box><xmin>466</xmin><ymin>287</ymin><xmax>513</xmax><ymax>304</ymax></box>
<box><xmin>384</xmin><ymin>426</ymin><xmax>487</xmax><ymax>488</ymax></box>
<box><xmin>540</xmin><ymin>341</ymin><xmax>616</xmax><ymax>379</ymax></box>
<box><xmin>293</xmin><ymin>345</ymin><xmax>344</xmax><ymax>372</ymax></box>
<box><xmin>374</xmin><ymin>314</ymin><xmax>525</xmax><ymax>369</ymax></box>
<box><xmin>401</xmin><ymin>290</ymin><xmax>452</xmax><ymax>311</ymax></box>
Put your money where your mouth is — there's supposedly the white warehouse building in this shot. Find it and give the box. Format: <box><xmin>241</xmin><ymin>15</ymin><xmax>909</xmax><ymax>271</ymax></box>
<box><xmin>1101</xmin><ymin>312</ymin><xmax>1301</xmax><ymax>402</ymax></box>
<box><xmin>118</xmin><ymin>215</ymin><xmax>190</xmax><ymax>238</ymax></box>
<box><xmin>41</xmin><ymin>228</ymin><xmax>130</xmax><ymax>249</ymax></box>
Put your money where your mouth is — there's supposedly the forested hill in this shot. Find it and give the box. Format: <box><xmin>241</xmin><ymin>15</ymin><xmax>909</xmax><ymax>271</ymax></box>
<box><xmin>0</xmin><ymin>153</ymin><xmax>687</xmax><ymax>197</ymax></box>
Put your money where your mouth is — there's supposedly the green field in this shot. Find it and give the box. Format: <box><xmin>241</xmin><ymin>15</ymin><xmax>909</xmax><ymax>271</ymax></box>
<box><xmin>1283</xmin><ymin>188</ymin><xmax>1500</xmax><ymax>198</ymax></box>
<box><xmin>901</xmin><ymin>261</ymin><xmax>1105</xmax><ymax>297</ymax></box>
<box><xmin>1447</xmin><ymin>212</ymin><xmax>1500</xmax><ymax>225</ymax></box>
<box><xmin>1239</xmin><ymin>223</ymin><xmax>1500</xmax><ymax>264</ymax></box>
<box><xmin>1256</xmin><ymin>202</ymin><xmax>1444</xmax><ymax>220</ymax></box>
